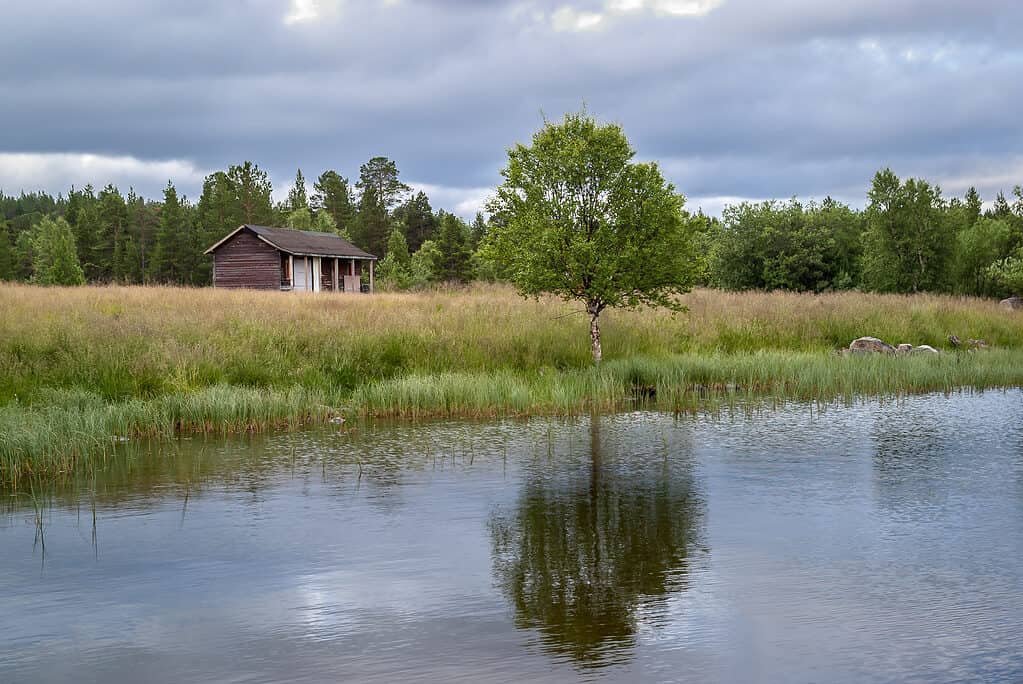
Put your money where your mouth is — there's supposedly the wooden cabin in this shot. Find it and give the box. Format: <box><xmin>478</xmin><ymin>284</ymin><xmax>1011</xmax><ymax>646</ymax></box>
<box><xmin>204</xmin><ymin>225</ymin><xmax>378</xmax><ymax>292</ymax></box>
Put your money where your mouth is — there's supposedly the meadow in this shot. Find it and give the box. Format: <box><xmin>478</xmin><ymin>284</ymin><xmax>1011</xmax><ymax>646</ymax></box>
<box><xmin>2</xmin><ymin>283</ymin><xmax>1021</xmax><ymax>485</ymax></box>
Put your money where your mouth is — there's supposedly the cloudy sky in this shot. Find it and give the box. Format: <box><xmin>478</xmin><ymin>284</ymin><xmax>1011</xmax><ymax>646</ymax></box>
<box><xmin>1</xmin><ymin>0</ymin><xmax>1021</xmax><ymax>216</ymax></box>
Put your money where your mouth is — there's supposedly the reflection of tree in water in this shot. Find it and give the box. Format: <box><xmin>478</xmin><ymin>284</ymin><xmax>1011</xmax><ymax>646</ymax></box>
<box><xmin>489</xmin><ymin>416</ymin><xmax>702</xmax><ymax>668</ymax></box>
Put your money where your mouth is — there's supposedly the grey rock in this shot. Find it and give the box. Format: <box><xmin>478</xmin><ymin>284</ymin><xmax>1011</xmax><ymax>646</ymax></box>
<box><xmin>896</xmin><ymin>344</ymin><xmax>914</xmax><ymax>354</ymax></box>
<box><xmin>912</xmin><ymin>345</ymin><xmax>940</xmax><ymax>354</ymax></box>
<box><xmin>849</xmin><ymin>337</ymin><xmax>896</xmax><ymax>354</ymax></box>
<box><xmin>1000</xmin><ymin>297</ymin><xmax>1023</xmax><ymax>311</ymax></box>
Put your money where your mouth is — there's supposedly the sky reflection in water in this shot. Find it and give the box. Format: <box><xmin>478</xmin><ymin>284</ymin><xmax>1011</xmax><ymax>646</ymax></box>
<box><xmin>2</xmin><ymin>391</ymin><xmax>1022</xmax><ymax>683</ymax></box>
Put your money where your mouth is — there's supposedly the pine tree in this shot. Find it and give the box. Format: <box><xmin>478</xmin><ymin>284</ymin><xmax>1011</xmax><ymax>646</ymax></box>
<box><xmin>226</xmin><ymin>161</ymin><xmax>274</xmax><ymax>225</ymax></box>
<box><xmin>357</xmin><ymin>157</ymin><xmax>410</xmax><ymax>210</ymax></box>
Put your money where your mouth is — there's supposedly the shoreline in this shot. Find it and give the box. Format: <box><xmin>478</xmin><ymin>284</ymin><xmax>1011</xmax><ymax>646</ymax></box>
<box><xmin>3</xmin><ymin>283</ymin><xmax>1021</xmax><ymax>486</ymax></box>
<box><xmin>4</xmin><ymin>349</ymin><xmax>1022</xmax><ymax>487</ymax></box>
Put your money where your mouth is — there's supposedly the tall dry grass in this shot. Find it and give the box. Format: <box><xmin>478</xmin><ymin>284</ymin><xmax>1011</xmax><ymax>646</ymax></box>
<box><xmin>1</xmin><ymin>282</ymin><xmax>1021</xmax><ymax>484</ymax></box>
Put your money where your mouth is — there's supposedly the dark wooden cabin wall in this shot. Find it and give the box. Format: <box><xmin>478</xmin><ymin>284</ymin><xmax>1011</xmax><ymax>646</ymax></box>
<box><xmin>213</xmin><ymin>232</ymin><xmax>281</xmax><ymax>290</ymax></box>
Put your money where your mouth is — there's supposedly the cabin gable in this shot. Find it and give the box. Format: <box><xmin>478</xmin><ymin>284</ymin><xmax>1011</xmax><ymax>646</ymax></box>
<box><xmin>212</xmin><ymin>230</ymin><xmax>282</xmax><ymax>290</ymax></box>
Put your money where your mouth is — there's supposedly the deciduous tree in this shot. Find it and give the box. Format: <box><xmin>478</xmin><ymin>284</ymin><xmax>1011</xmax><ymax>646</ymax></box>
<box><xmin>484</xmin><ymin>112</ymin><xmax>699</xmax><ymax>362</ymax></box>
<box><xmin>861</xmin><ymin>169</ymin><xmax>952</xmax><ymax>293</ymax></box>
<box><xmin>31</xmin><ymin>216</ymin><xmax>85</xmax><ymax>285</ymax></box>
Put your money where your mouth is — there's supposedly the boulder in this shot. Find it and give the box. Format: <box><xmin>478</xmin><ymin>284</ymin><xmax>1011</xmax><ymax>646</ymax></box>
<box><xmin>849</xmin><ymin>337</ymin><xmax>896</xmax><ymax>354</ymax></box>
<box><xmin>1000</xmin><ymin>297</ymin><xmax>1023</xmax><ymax>311</ymax></box>
<box><xmin>968</xmin><ymin>339</ymin><xmax>989</xmax><ymax>350</ymax></box>
<box><xmin>912</xmin><ymin>345</ymin><xmax>940</xmax><ymax>354</ymax></box>
<box><xmin>896</xmin><ymin>343</ymin><xmax>914</xmax><ymax>354</ymax></box>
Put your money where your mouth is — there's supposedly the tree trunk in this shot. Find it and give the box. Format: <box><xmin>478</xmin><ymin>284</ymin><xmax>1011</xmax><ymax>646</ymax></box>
<box><xmin>589</xmin><ymin>308</ymin><xmax>602</xmax><ymax>364</ymax></box>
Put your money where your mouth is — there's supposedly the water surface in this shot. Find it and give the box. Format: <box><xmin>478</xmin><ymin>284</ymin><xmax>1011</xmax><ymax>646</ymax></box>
<box><xmin>3</xmin><ymin>392</ymin><xmax>1022</xmax><ymax>683</ymax></box>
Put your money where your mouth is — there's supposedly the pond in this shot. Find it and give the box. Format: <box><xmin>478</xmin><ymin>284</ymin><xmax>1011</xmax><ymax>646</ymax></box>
<box><xmin>2</xmin><ymin>392</ymin><xmax>1023</xmax><ymax>683</ymax></box>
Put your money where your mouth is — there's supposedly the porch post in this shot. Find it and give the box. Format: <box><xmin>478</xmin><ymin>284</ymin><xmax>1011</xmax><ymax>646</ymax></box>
<box><xmin>289</xmin><ymin>255</ymin><xmax>294</xmax><ymax>291</ymax></box>
<box><xmin>369</xmin><ymin>260</ymin><xmax>374</xmax><ymax>293</ymax></box>
<box><xmin>333</xmin><ymin>257</ymin><xmax>339</xmax><ymax>292</ymax></box>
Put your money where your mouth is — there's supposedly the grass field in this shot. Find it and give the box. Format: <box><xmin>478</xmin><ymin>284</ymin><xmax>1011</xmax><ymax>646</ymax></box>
<box><xmin>2</xmin><ymin>283</ymin><xmax>1021</xmax><ymax>485</ymax></box>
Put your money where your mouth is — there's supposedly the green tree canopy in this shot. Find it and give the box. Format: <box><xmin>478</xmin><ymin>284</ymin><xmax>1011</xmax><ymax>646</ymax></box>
<box><xmin>286</xmin><ymin>207</ymin><xmax>313</xmax><ymax>232</ymax></box>
<box><xmin>98</xmin><ymin>184</ymin><xmax>130</xmax><ymax>282</ymax></box>
<box><xmin>0</xmin><ymin>218</ymin><xmax>14</xmax><ymax>281</ymax></box>
<box><xmin>393</xmin><ymin>191</ymin><xmax>437</xmax><ymax>252</ymax></box>
<box><xmin>710</xmin><ymin>198</ymin><xmax>862</xmax><ymax>292</ymax></box>
<box><xmin>376</xmin><ymin>227</ymin><xmax>413</xmax><ymax>290</ymax></box>
<box><xmin>287</xmin><ymin>168</ymin><xmax>308</xmax><ymax>211</ymax></box>
<box><xmin>312</xmin><ymin>170</ymin><xmax>357</xmax><ymax>238</ymax></box>
<box><xmin>31</xmin><ymin>216</ymin><xmax>85</xmax><ymax>286</ymax></box>
<box><xmin>353</xmin><ymin>182</ymin><xmax>391</xmax><ymax>258</ymax></box>
<box><xmin>435</xmin><ymin>212</ymin><xmax>473</xmax><ymax>283</ymax></box>
<box><xmin>226</xmin><ymin>161</ymin><xmax>274</xmax><ymax>225</ymax></box>
<box><xmin>410</xmin><ymin>239</ymin><xmax>442</xmax><ymax>287</ymax></box>
<box><xmin>988</xmin><ymin>250</ymin><xmax>1023</xmax><ymax>297</ymax></box>
<box><xmin>151</xmin><ymin>182</ymin><xmax>196</xmax><ymax>283</ymax></box>
<box><xmin>357</xmin><ymin>156</ymin><xmax>411</xmax><ymax>210</ymax></box>
<box><xmin>862</xmin><ymin>169</ymin><xmax>953</xmax><ymax>293</ymax></box>
<box><xmin>953</xmin><ymin>217</ymin><xmax>1012</xmax><ymax>296</ymax></box>
<box><xmin>484</xmin><ymin>112</ymin><xmax>700</xmax><ymax>362</ymax></box>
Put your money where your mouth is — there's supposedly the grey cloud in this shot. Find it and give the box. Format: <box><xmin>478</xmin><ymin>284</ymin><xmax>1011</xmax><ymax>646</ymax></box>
<box><xmin>1</xmin><ymin>0</ymin><xmax>1022</xmax><ymax>213</ymax></box>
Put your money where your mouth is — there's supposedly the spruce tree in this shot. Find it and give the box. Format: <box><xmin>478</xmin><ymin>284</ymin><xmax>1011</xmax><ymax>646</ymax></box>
<box><xmin>469</xmin><ymin>212</ymin><xmax>488</xmax><ymax>250</ymax></box>
<box><xmin>353</xmin><ymin>183</ymin><xmax>391</xmax><ymax>257</ymax></box>
<box><xmin>312</xmin><ymin>170</ymin><xmax>357</xmax><ymax>237</ymax></box>
<box><xmin>0</xmin><ymin>218</ymin><xmax>13</xmax><ymax>281</ymax></box>
<box><xmin>288</xmin><ymin>169</ymin><xmax>308</xmax><ymax>211</ymax></box>
<box><xmin>70</xmin><ymin>186</ymin><xmax>103</xmax><ymax>281</ymax></box>
<box><xmin>152</xmin><ymin>182</ymin><xmax>190</xmax><ymax>283</ymax></box>
<box><xmin>98</xmin><ymin>185</ymin><xmax>129</xmax><ymax>281</ymax></box>
<box><xmin>394</xmin><ymin>191</ymin><xmax>437</xmax><ymax>252</ymax></box>
<box><xmin>436</xmin><ymin>212</ymin><xmax>473</xmax><ymax>283</ymax></box>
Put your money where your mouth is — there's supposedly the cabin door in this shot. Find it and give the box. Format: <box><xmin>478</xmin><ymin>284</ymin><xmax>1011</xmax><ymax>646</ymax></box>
<box><xmin>293</xmin><ymin>257</ymin><xmax>308</xmax><ymax>292</ymax></box>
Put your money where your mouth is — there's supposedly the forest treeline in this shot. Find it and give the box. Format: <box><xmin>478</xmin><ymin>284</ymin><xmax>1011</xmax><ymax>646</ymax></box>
<box><xmin>2</xmin><ymin>161</ymin><xmax>1023</xmax><ymax>298</ymax></box>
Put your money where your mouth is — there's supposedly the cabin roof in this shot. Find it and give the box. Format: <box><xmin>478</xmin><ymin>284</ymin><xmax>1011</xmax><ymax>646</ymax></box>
<box><xmin>204</xmin><ymin>225</ymin><xmax>377</xmax><ymax>259</ymax></box>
